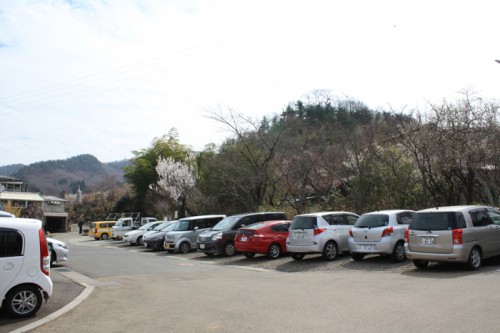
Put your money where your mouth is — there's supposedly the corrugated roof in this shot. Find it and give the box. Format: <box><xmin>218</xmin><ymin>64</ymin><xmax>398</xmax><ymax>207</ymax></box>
<box><xmin>0</xmin><ymin>192</ymin><xmax>44</xmax><ymax>201</ymax></box>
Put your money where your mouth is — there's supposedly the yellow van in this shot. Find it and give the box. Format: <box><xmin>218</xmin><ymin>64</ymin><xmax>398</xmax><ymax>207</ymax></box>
<box><xmin>89</xmin><ymin>221</ymin><xmax>116</xmax><ymax>240</ymax></box>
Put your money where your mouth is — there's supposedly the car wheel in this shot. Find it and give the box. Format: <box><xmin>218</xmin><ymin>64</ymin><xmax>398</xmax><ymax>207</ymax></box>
<box><xmin>50</xmin><ymin>250</ymin><xmax>56</xmax><ymax>267</ymax></box>
<box><xmin>413</xmin><ymin>260</ymin><xmax>429</xmax><ymax>269</ymax></box>
<box><xmin>351</xmin><ymin>253</ymin><xmax>365</xmax><ymax>261</ymax></box>
<box><xmin>179</xmin><ymin>242</ymin><xmax>191</xmax><ymax>254</ymax></box>
<box><xmin>267</xmin><ymin>243</ymin><xmax>282</xmax><ymax>259</ymax></box>
<box><xmin>136</xmin><ymin>236</ymin><xmax>143</xmax><ymax>246</ymax></box>
<box><xmin>391</xmin><ymin>241</ymin><xmax>406</xmax><ymax>263</ymax></box>
<box><xmin>291</xmin><ymin>253</ymin><xmax>305</xmax><ymax>261</ymax></box>
<box><xmin>100</xmin><ymin>233</ymin><xmax>109</xmax><ymax>240</ymax></box>
<box><xmin>244</xmin><ymin>252</ymin><xmax>255</xmax><ymax>258</ymax></box>
<box><xmin>4</xmin><ymin>285</ymin><xmax>43</xmax><ymax>318</ymax></box>
<box><xmin>322</xmin><ymin>241</ymin><xmax>338</xmax><ymax>261</ymax></box>
<box><xmin>223</xmin><ymin>242</ymin><xmax>235</xmax><ymax>256</ymax></box>
<box><xmin>467</xmin><ymin>247</ymin><xmax>482</xmax><ymax>270</ymax></box>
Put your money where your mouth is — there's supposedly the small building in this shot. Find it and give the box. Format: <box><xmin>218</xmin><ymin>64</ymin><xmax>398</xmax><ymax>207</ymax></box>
<box><xmin>0</xmin><ymin>175</ymin><xmax>69</xmax><ymax>232</ymax></box>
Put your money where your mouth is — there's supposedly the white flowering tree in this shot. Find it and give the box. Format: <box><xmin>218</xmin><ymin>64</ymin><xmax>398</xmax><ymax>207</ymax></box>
<box><xmin>155</xmin><ymin>156</ymin><xmax>196</xmax><ymax>218</ymax></box>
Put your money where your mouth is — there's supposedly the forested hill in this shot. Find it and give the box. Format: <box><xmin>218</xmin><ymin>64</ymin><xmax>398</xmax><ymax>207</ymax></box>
<box><xmin>0</xmin><ymin>154</ymin><xmax>128</xmax><ymax>196</ymax></box>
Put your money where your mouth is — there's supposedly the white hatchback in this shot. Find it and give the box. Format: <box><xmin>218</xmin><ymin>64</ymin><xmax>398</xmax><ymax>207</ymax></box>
<box><xmin>0</xmin><ymin>218</ymin><xmax>53</xmax><ymax>318</ymax></box>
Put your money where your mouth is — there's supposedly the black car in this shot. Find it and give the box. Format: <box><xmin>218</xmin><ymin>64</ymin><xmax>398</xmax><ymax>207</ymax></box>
<box><xmin>143</xmin><ymin>222</ymin><xmax>177</xmax><ymax>250</ymax></box>
<box><xmin>197</xmin><ymin>212</ymin><xmax>287</xmax><ymax>256</ymax></box>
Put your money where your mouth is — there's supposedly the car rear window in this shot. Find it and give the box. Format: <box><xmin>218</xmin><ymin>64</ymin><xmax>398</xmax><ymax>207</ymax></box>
<box><xmin>354</xmin><ymin>214</ymin><xmax>389</xmax><ymax>228</ymax></box>
<box><xmin>0</xmin><ymin>229</ymin><xmax>23</xmax><ymax>257</ymax></box>
<box><xmin>410</xmin><ymin>212</ymin><xmax>466</xmax><ymax>231</ymax></box>
<box><xmin>291</xmin><ymin>216</ymin><xmax>317</xmax><ymax>230</ymax></box>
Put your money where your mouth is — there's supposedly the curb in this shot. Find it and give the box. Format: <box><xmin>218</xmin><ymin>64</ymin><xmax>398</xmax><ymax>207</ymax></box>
<box><xmin>9</xmin><ymin>272</ymin><xmax>95</xmax><ymax>333</ymax></box>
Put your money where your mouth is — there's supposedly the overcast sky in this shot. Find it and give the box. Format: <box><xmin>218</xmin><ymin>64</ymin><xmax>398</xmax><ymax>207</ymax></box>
<box><xmin>1</xmin><ymin>0</ymin><xmax>499</xmax><ymax>166</ymax></box>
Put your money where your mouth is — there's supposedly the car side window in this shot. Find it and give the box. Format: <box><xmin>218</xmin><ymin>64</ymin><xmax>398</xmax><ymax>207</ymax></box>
<box><xmin>0</xmin><ymin>229</ymin><xmax>23</xmax><ymax>257</ymax></box>
<box><xmin>397</xmin><ymin>212</ymin><xmax>414</xmax><ymax>225</ymax></box>
<box><xmin>346</xmin><ymin>215</ymin><xmax>358</xmax><ymax>225</ymax></box>
<box><xmin>487</xmin><ymin>210</ymin><xmax>500</xmax><ymax>225</ymax></box>
<box><xmin>470</xmin><ymin>210</ymin><xmax>492</xmax><ymax>227</ymax></box>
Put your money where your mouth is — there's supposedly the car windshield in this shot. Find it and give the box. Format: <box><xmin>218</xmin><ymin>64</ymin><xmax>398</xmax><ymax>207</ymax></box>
<box><xmin>354</xmin><ymin>214</ymin><xmax>389</xmax><ymax>228</ymax></box>
<box><xmin>410</xmin><ymin>212</ymin><xmax>464</xmax><ymax>231</ymax></box>
<box><xmin>291</xmin><ymin>216</ymin><xmax>317</xmax><ymax>230</ymax></box>
<box><xmin>173</xmin><ymin>220</ymin><xmax>191</xmax><ymax>231</ymax></box>
<box><xmin>212</xmin><ymin>216</ymin><xmax>240</xmax><ymax>231</ymax></box>
<box><xmin>139</xmin><ymin>222</ymin><xmax>156</xmax><ymax>230</ymax></box>
<box><xmin>153</xmin><ymin>222</ymin><xmax>172</xmax><ymax>231</ymax></box>
<box><xmin>245</xmin><ymin>222</ymin><xmax>265</xmax><ymax>230</ymax></box>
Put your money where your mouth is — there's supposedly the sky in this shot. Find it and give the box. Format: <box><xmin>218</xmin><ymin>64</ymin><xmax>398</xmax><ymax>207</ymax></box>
<box><xmin>0</xmin><ymin>0</ymin><xmax>499</xmax><ymax>166</ymax></box>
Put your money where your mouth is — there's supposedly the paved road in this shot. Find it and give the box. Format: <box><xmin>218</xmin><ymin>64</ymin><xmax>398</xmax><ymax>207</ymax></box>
<box><xmin>4</xmin><ymin>228</ymin><xmax>500</xmax><ymax>332</ymax></box>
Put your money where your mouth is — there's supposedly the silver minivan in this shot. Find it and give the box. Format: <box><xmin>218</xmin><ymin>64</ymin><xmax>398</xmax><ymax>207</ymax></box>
<box><xmin>405</xmin><ymin>205</ymin><xmax>500</xmax><ymax>270</ymax></box>
<box><xmin>164</xmin><ymin>215</ymin><xmax>226</xmax><ymax>253</ymax></box>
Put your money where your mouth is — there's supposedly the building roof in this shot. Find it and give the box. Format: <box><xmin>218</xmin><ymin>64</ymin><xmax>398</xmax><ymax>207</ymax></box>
<box><xmin>43</xmin><ymin>195</ymin><xmax>68</xmax><ymax>202</ymax></box>
<box><xmin>0</xmin><ymin>192</ymin><xmax>44</xmax><ymax>202</ymax></box>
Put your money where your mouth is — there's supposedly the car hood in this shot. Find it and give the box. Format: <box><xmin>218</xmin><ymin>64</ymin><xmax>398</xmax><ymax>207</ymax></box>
<box><xmin>199</xmin><ymin>229</ymin><xmax>225</xmax><ymax>237</ymax></box>
<box><xmin>144</xmin><ymin>231</ymin><xmax>167</xmax><ymax>240</ymax></box>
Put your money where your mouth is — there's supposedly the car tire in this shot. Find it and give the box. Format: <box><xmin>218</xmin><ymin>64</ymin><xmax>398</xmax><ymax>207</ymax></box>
<box><xmin>467</xmin><ymin>247</ymin><xmax>482</xmax><ymax>270</ymax></box>
<box><xmin>179</xmin><ymin>242</ymin><xmax>190</xmax><ymax>254</ymax></box>
<box><xmin>267</xmin><ymin>243</ymin><xmax>282</xmax><ymax>259</ymax></box>
<box><xmin>413</xmin><ymin>260</ymin><xmax>429</xmax><ymax>269</ymax></box>
<box><xmin>291</xmin><ymin>253</ymin><xmax>305</xmax><ymax>261</ymax></box>
<box><xmin>223</xmin><ymin>242</ymin><xmax>235</xmax><ymax>256</ymax></box>
<box><xmin>391</xmin><ymin>241</ymin><xmax>406</xmax><ymax>263</ymax></box>
<box><xmin>136</xmin><ymin>236</ymin><xmax>143</xmax><ymax>246</ymax></box>
<box><xmin>244</xmin><ymin>252</ymin><xmax>255</xmax><ymax>258</ymax></box>
<box><xmin>4</xmin><ymin>285</ymin><xmax>43</xmax><ymax>318</ymax></box>
<box><xmin>351</xmin><ymin>253</ymin><xmax>365</xmax><ymax>261</ymax></box>
<box><xmin>50</xmin><ymin>250</ymin><xmax>56</xmax><ymax>267</ymax></box>
<box><xmin>322</xmin><ymin>241</ymin><xmax>338</xmax><ymax>261</ymax></box>
<box><xmin>100</xmin><ymin>233</ymin><xmax>109</xmax><ymax>240</ymax></box>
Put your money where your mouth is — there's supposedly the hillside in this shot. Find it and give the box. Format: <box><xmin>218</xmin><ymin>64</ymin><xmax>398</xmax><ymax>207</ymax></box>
<box><xmin>1</xmin><ymin>154</ymin><xmax>128</xmax><ymax>196</ymax></box>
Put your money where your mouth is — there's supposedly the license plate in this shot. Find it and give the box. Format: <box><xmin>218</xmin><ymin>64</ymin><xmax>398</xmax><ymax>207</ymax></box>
<box><xmin>241</xmin><ymin>236</ymin><xmax>248</xmax><ymax>242</ymax></box>
<box><xmin>361</xmin><ymin>245</ymin><xmax>374</xmax><ymax>251</ymax></box>
<box><xmin>422</xmin><ymin>237</ymin><xmax>435</xmax><ymax>245</ymax></box>
<box><xmin>295</xmin><ymin>232</ymin><xmax>304</xmax><ymax>238</ymax></box>
<box><xmin>144</xmin><ymin>242</ymin><xmax>148</xmax><ymax>247</ymax></box>
<box><xmin>200</xmin><ymin>244</ymin><xmax>205</xmax><ymax>249</ymax></box>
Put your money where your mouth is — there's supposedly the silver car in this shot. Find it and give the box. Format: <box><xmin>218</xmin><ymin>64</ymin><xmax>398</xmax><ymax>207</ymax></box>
<box><xmin>164</xmin><ymin>215</ymin><xmax>225</xmax><ymax>253</ymax></box>
<box><xmin>348</xmin><ymin>210</ymin><xmax>415</xmax><ymax>262</ymax></box>
<box><xmin>405</xmin><ymin>205</ymin><xmax>500</xmax><ymax>270</ymax></box>
<box><xmin>286</xmin><ymin>211</ymin><xmax>359</xmax><ymax>261</ymax></box>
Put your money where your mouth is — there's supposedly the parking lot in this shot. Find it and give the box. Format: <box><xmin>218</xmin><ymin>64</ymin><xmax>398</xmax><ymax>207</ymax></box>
<box><xmin>81</xmin><ymin>236</ymin><xmax>500</xmax><ymax>275</ymax></box>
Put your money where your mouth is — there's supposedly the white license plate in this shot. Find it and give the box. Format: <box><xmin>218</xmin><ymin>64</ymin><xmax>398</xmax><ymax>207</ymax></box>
<box><xmin>422</xmin><ymin>237</ymin><xmax>435</xmax><ymax>245</ymax></box>
<box><xmin>295</xmin><ymin>232</ymin><xmax>304</xmax><ymax>239</ymax></box>
<box><xmin>241</xmin><ymin>236</ymin><xmax>248</xmax><ymax>242</ymax></box>
<box><xmin>199</xmin><ymin>244</ymin><xmax>205</xmax><ymax>249</ymax></box>
<box><xmin>361</xmin><ymin>245</ymin><xmax>375</xmax><ymax>251</ymax></box>
<box><xmin>144</xmin><ymin>242</ymin><xmax>148</xmax><ymax>247</ymax></box>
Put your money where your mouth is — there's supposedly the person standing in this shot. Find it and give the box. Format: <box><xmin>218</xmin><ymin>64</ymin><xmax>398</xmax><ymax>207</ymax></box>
<box><xmin>78</xmin><ymin>220</ymin><xmax>84</xmax><ymax>234</ymax></box>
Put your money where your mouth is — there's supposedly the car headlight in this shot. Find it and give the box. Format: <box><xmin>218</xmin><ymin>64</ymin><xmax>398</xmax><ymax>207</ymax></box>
<box><xmin>174</xmin><ymin>234</ymin><xmax>182</xmax><ymax>240</ymax></box>
<box><xmin>212</xmin><ymin>233</ymin><xmax>222</xmax><ymax>241</ymax></box>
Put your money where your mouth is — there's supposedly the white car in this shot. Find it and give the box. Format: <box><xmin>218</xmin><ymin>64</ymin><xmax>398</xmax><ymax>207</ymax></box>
<box><xmin>0</xmin><ymin>210</ymin><xmax>15</xmax><ymax>217</ymax></box>
<box><xmin>47</xmin><ymin>237</ymin><xmax>69</xmax><ymax>266</ymax></box>
<box><xmin>123</xmin><ymin>221</ymin><xmax>161</xmax><ymax>245</ymax></box>
<box><xmin>348</xmin><ymin>210</ymin><xmax>415</xmax><ymax>262</ymax></box>
<box><xmin>0</xmin><ymin>217</ymin><xmax>53</xmax><ymax>318</ymax></box>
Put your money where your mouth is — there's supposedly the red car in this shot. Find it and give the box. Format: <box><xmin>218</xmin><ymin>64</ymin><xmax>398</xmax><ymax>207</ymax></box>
<box><xmin>234</xmin><ymin>220</ymin><xmax>291</xmax><ymax>259</ymax></box>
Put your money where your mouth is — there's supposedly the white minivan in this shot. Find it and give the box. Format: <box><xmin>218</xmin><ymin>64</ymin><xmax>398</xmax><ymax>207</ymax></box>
<box><xmin>0</xmin><ymin>217</ymin><xmax>53</xmax><ymax>317</ymax></box>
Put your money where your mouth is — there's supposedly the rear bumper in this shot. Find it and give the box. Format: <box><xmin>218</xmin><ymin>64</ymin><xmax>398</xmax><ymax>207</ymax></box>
<box><xmin>404</xmin><ymin>244</ymin><xmax>470</xmax><ymax>263</ymax></box>
<box><xmin>286</xmin><ymin>243</ymin><xmax>322</xmax><ymax>254</ymax></box>
<box><xmin>348</xmin><ymin>237</ymin><xmax>398</xmax><ymax>255</ymax></box>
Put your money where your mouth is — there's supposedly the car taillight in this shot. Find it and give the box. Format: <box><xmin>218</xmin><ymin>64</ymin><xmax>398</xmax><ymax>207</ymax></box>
<box><xmin>381</xmin><ymin>227</ymin><xmax>394</xmax><ymax>237</ymax></box>
<box><xmin>39</xmin><ymin>229</ymin><xmax>50</xmax><ymax>276</ymax></box>
<box><xmin>452</xmin><ymin>229</ymin><xmax>463</xmax><ymax>245</ymax></box>
<box><xmin>349</xmin><ymin>229</ymin><xmax>353</xmax><ymax>237</ymax></box>
<box><xmin>314</xmin><ymin>228</ymin><xmax>326</xmax><ymax>236</ymax></box>
<box><xmin>404</xmin><ymin>229</ymin><xmax>409</xmax><ymax>242</ymax></box>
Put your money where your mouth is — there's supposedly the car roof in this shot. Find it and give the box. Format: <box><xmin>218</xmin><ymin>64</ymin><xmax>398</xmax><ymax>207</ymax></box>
<box><xmin>361</xmin><ymin>209</ymin><xmax>415</xmax><ymax>215</ymax></box>
<box><xmin>178</xmin><ymin>214</ymin><xmax>226</xmax><ymax>220</ymax></box>
<box><xmin>417</xmin><ymin>205</ymin><xmax>496</xmax><ymax>213</ymax></box>
<box><xmin>229</xmin><ymin>212</ymin><xmax>285</xmax><ymax>218</ymax></box>
<box><xmin>295</xmin><ymin>211</ymin><xmax>358</xmax><ymax>217</ymax></box>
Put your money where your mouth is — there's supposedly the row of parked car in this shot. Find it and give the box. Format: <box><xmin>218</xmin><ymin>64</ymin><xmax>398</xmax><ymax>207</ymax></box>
<box><xmin>92</xmin><ymin>205</ymin><xmax>500</xmax><ymax>271</ymax></box>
